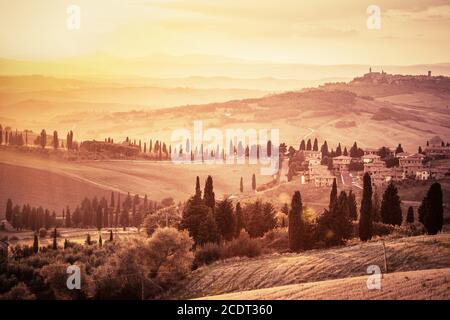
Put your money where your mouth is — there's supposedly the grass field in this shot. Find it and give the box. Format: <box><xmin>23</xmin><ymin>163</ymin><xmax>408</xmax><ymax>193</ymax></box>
<box><xmin>199</xmin><ymin>268</ymin><xmax>450</xmax><ymax>300</ymax></box>
<box><xmin>177</xmin><ymin>234</ymin><xmax>450</xmax><ymax>299</ymax></box>
<box><xmin>0</xmin><ymin>149</ymin><xmax>273</xmax><ymax>216</ymax></box>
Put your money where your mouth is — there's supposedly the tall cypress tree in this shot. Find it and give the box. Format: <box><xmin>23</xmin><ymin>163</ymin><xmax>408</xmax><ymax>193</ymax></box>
<box><xmin>52</xmin><ymin>228</ymin><xmax>57</xmax><ymax>250</ymax></box>
<box><xmin>299</xmin><ymin>140</ymin><xmax>306</xmax><ymax>151</ymax></box>
<box><xmin>235</xmin><ymin>202</ymin><xmax>244</xmax><ymax>236</ymax></box>
<box><xmin>5</xmin><ymin>199</ymin><xmax>13</xmax><ymax>222</ymax></box>
<box><xmin>359</xmin><ymin>173</ymin><xmax>373</xmax><ymax>241</ymax></box>
<box><xmin>347</xmin><ymin>190</ymin><xmax>358</xmax><ymax>221</ymax></box>
<box><xmin>96</xmin><ymin>207</ymin><xmax>103</xmax><ymax>230</ymax></box>
<box><xmin>33</xmin><ymin>234</ymin><xmax>39</xmax><ymax>254</ymax></box>
<box><xmin>421</xmin><ymin>183</ymin><xmax>443</xmax><ymax>235</ymax></box>
<box><xmin>215</xmin><ymin>198</ymin><xmax>235</xmax><ymax>241</ymax></box>
<box><xmin>252</xmin><ymin>174</ymin><xmax>256</xmax><ymax>192</ymax></box>
<box><xmin>288</xmin><ymin>191</ymin><xmax>303</xmax><ymax>251</ymax></box>
<box><xmin>380</xmin><ymin>182</ymin><xmax>402</xmax><ymax>225</ymax></box>
<box><xmin>195</xmin><ymin>176</ymin><xmax>202</xmax><ymax>199</ymax></box>
<box><xmin>406</xmin><ymin>206</ymin><xmax>414</xmax><ymax>223</ymax></box>
<box><xmin>203</xmin><ymin>176</ymin><xmax>215</xmax><ymax>212</ymax></box>
<box><xmin>240</xmin><ymin>177</ymin><xmax>244</xmax><ymax>193</ymax></box>
<box><xmin>329</xmin><ymin>178</ymin><xmax>338</xmax><ymax>211</ymax></box>
<box><xmin>313</xmin><ymin>138</ymin><xmax>319</xmax><ymax>151</ymax></box>
<box><xmin>306</xmin><ymin>139</ymin><xmax>312</xmax><ymax>150</ymax></box>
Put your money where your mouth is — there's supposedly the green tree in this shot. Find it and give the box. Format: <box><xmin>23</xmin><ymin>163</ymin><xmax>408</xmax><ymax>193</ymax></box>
<box><xmin>180</xmin><ymin>197</ymin><xmax>219</xmax><ymax>246</ymax></box>
<box><xmin>313</xmin><ymin>138</ymin><xmax>319</xmax><ymax>151</ymax></box>
<box><xmin>33</xmin><ymin>234</ymin><xmax>39</xmax><ymax>254</ymax></box>
<box><xmin>52</xmin><ymin>130</ymin><xmax>59</xmax><ymax>149</ymax></box>
<box><xmin>288</xmin><ymin>191</ymin><xmax>303</xmax><ymax>251</ymax></box>
<box><xmin>215</xmin><ymin>198</ymin><xmax>235</xmax><ymax>241</ymax></box>
<box><xmin>203</xmin><ymin>176</ymin><xmax>215</xmax><ymax>212</ymax></box>
<box><xmin>406</xmin><ymin>206</ymin><xmax>414</xmax><ymax>223</ymax></box>
<box><xmin>420</xmin><ymin>183</ymin><xmax>443</xmax><ymax>235</ymax></box>
<box><xmin>359</xmin><ymin>173</ymin><xmax>373</xmax><ymax>241</ymax></box>
<box><xmin>5</xmin><ymin>198</ymin><xmax>13</xmax><ymax>222</ymax></box>
<box><xmin>52</xmin><ymin>228</ymin><xmax>58</xmax><ymax>250</ymax></box>
<box><xmin>195</xmin><ymin>176</ymin><xmax>202</xmax><ymax>199</ymax></box>
<box><xmin>347</xmin><ymin>191</ymin><xmax>358</xmax><ymax>221</ymax></box>
<box><xmin>40</xmin><ymin>129</ymin><xmax>47</xmax><ymax>148</ymax></box>
<box><xmin>329</xmin><ymin>178</ymin><xmax>337</xmax><ymax>211</ymax></box>
<box><xmin>380</xmin><ymin>182</ymin><xmax>402</xmax><ymax>226</ymax></box>
<box><xmin>234</xmin><ymin>202</ymin><xmax>244</xmax><ymax>236</ymax></box>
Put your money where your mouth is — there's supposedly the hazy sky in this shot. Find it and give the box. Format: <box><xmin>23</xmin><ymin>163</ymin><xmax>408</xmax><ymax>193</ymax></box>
<box><xmin>1</xmin><ymin>0</ymin><xmax>449</xmax><ymax>64</ymax></box>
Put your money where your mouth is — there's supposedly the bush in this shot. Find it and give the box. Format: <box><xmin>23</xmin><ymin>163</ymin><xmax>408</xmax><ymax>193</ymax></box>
<box><xmin>372</xmin><ymin>222</ymin><xmax>395</xmax><ymax>237</ymax></box>
<box><xmin>221</xmin><ymin>231</ymin><xmax>261</xmax><ymax>259</ymax></box>
<box><xmin>0</xmin><ymin>282</ymin><xmax>36</xmax><ymax>300</ymax></box>
<box><xmin>39</xmin><ymin>228</ymin><xmax>47</xmax><ymax>238</ymax></box>
<box><xmin>193</xmin><ymin>242</ymin><xmax>222</xmax><ymax>269</ymax></box>
<box><xmin>261</xmin><ymin>228</ymin><xmax>289</xmax><ymax>252</ymax></box>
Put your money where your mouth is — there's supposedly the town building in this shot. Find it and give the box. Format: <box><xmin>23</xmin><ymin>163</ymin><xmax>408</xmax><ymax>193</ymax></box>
<box><xmin>399</xmin><ymin>153</ymin><xmax>426</xmax><ymax>177</ymax></box>
<box><xmin>361</xmin><ymin>154</ymin><xmax>381</xmax><ymax>163</ymax></box>
<box><xmin>332</xmin><ymin>155</ymin><xmax>352</xmax><ymax>171</ymax></box>
<box><xmin>424</xmin><ymin>136</ymin><xmax>450</xmax><ymax>158</ymax></box>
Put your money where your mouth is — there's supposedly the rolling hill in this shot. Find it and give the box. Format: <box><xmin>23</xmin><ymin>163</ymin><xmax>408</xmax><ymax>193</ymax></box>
<box><xmin>176</xmin><ymin>234</ymin><xmax>450</xmax><ymax>299</ymax></box>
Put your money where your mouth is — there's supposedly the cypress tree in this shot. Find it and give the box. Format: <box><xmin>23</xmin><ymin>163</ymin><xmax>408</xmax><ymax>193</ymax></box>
<box><xmin>195</xmin><ymin>176</ymin><xmax>202</xmax><ymax>199</ymax></box>
<box><xmin>235</xmin><ymin>202</ymin><xmax>244</xmax><ymax>236</ymax></box>
<box><xmin>421</xmin><ymin>183</ymin><xmax>443</xmax><ymax>235</ymax></box>
<box><xmin>299</xmin><ymin>139</ymin><xmax>305</xmax><ymax>151</ymax></box>
<box><xmin>85</xmin><ymin>234</ymin><xmax>91</xmax><ymax>245</ymax></box>
<box><xmin>109</xmin><ymin>230</ymin><xmax>113</xmax><ymax>241</ymax></box>
<box><xmin>53</xmin><ymin>130</ymin><xmax>58</xmax><ymax>149</ymax></box>
<box><xmin>64</xmin><ymin>239</ymin><xmax>68</xmax><ymax>249</ymax></box>
<box><xmin>203</xmin><ymin>176</ymin><xmax>215</xmax><ymax>212</ymax></box>
<box><xmin>347</xmin><ymin>190</ymin><xmax>358</xmax><ymax>221</ymax></box>
<box><xmin>215</xmin><ymin>198</ymin><xmax>235</xmax><ymax>241</ymax></box>
<box><xmin>406</xmin><ymin>206</ymin><xmax>414</xmax><ymax>223</ymax></box>
<box><xmin>5</xmin><ymin>199</ymin><xmax>13</xmax><ymax>222</ymax></box>
<box><xmin>33</xmin><ymin>234</ymin><xmax>39</xmax><ymax>254</ymax></box>
<box><xmin>96</xmin><ymin>206</ymin><xmax>103</xmax><ymax>230</ymax></box>
<box><xmin>288</xmin><ymin>191</ymin><xmax>303</xmax><ymax>251</ymax></box>
<box><xmin>240</xmin><ymin>177</ymin><xmax>244</xmax><ymax>193</ymax></box>
<box><xmin>252</xmin><ymin>174</ymin><xmax>256</xmax><ymax>192</ymax></box>
<box><xmin>329</xmin><ymin>178</ymin><xmax>337</xmax><ymax>211</ymax></box>
<box><xmin>380</xmin><ymin>182</ymin><xmax>402</xmax><ymax>226</ymax></box>
<box><xmin>359</xmin><ymin>173</ymin><xmax>373</xmax><ymax>241</ymax></box>
<box><xmin>306</xmin><ymin>139</ymin><xmax>312</xmax><ymax>150</ymax></box>
<box><xmin>99</xmin><ymin>234</ymin><xmax>103</xmax><ymax>247</ymax></box>
<box><xmin>52</xmin><ymin>228</ymin><xmax>57</xmax><ymax>250</ymax></box>
<box><xmin>313</xmin><ymin>138</ymin><xmax>319</xmax><ymax>151</ymax></box>
<box><xmin>321</xmin><ymin>141</ymin><xmax>329</xmax><ymax>157</ymax></box>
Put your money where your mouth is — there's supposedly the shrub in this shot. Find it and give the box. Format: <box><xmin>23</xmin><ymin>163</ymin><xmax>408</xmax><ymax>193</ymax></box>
<box><xmin>221</xmin><ymin>231</ymin><xmax>261</xmax><ymax>259</ymax></box>
<box><xmin>193</xmin><ymin>242</ymin><xmax>222</xmax><ymax>269</ymax></box>
<box><xmin>0</xmin><ymin>282</ymin><xmax>36</xmax><ymax>300</ymax></box>
<box><xmin>372</xmin><ymin>222</ymin><xmax>395</xmax><ymax>237</ymax></box>
<box><xmin>261</xmin><ymin>228</ymin><xmax>289</xmax><ymax>252</ymax></box>
<box><xmin>39</xmin><ymin>228</ymin><xmax>47</xmax><ymax>238</ymax></box>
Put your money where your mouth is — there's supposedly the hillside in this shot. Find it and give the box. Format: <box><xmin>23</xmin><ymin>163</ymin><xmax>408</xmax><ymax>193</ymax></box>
<box><xmin>176</xmin><ymin>234</ymin><xmax>450</xmax><ymax>299</ymax></box>
<box><xmin>199</xmin><ymin>268</ymin><xmax>450</xmax><ymax>300</ymax></box>
<box><xmin>1</xmin><ymin>72</ymin><xmax>450</xmax><ymax>148</ymax></box>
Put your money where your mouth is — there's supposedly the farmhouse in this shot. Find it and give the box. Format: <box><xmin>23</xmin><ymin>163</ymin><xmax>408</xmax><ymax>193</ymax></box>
<box><xmin>399</xmin><ymin>153</ymin><xmax>425</xmax><ymax>177</ymax></box>
<box><xmin>424</xmin><ymin>136</ymin><xmax>450</xmax><ymax>158</ymax></box>
<box><xmin>363</xmin><ymin>148</ymin><xmax>379</xmax><ymax>155</ymax></box>
<box><xmin>301</xmin><ymin>150</ymin><xmax>322</xmax><ymax>160</ymax></box>
<box><xmin>332</xmin><ymin>155</ymin><xmax>352</xmax><ymax>171</ymax></box>
<box><xmin>361</xmin><ymin>154</ymin><xmax>380</xmax><ymax>163</ymax></box>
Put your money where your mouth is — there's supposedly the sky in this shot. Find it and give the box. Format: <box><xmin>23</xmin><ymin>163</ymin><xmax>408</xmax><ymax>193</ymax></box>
<box><xmin>0</xmin><ymin>0</ymin><xmax>449</xmax><ymax>65</ymax></box>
